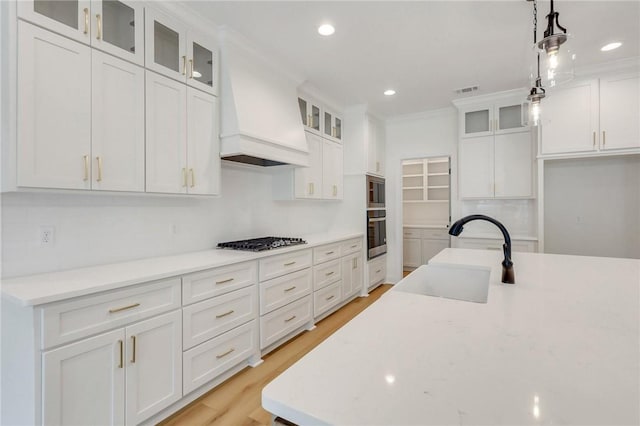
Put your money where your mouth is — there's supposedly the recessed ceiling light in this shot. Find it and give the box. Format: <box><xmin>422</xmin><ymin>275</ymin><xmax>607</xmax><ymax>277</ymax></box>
<box><xmin>601</xmin><ymin>42</ymin><xmax>622</xmax><ymax>52</ymax></box>
<box><xmin>318</xmin><ymin>24</ymin><xmax>335</xmax><ymax>36</ymax></box>
<box><xmin>384</xmin><ymin>89</ymin><xmax>396</xmax><ymax>96</ymax></box>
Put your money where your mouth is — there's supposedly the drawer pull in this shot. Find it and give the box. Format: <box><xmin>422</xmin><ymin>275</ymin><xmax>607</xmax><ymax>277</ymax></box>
<box><xmin>216</xmin><ymin>348</ymin><xmax>235</xmax><ymax>359</ymax></box>
<box><xmin>215</xmin><ymin>310</ymin><xmax>235</xmax><ymax>318</ymax></box>
<box><xmin>375</xmin><ymin>269</ymin><xmax>381</xmax><ymax>273</ymax></box>
<box><xmin>325</xmin><ymin>271</ymin><xmax>335</xmax><ymax>276</ymax></box>
<box><xmin>130</xmin><ymin>335</ymin><xmax>136</xmax><ymax>363</ymax></box>
<box><xmin>326</xmin><ymin>295</ymin><xmax>335</xmax><ymax>301</ymax></box>
<box><xmin>351</xmin><ymin>245</ymin><xmax>357</xmax><ymax>248</ymax></box>
<box><xmin>215</xmin><ymin>278</ymin><xmax>234</xmax><ymax>285</ymax></box>
<box><xmin>284</xmin><ymin>286</ymin><xmax>297</xmax><ymax>292</ymax></box>
<box><xmin>118</xmin><ymin>340</ymin><xmax>123</xmax><ymax>369</ymax></box>
<box><xmin>284</xmin><ymin>315</ymin><xmax>297</xmax><ymax>323</ymax></box>
<box><xmin>108</xmin><ymin>303</ymin><xmax>140</xmax><ymax>314</ymax></box>
<box><xmin>284</xmin><ymin>261</ymin><xmax>296</xmax><ymax>266</ymax></box>
<box><xmin>326</xmin><ymin>251</ymin><xmax>335</xmax><ymax>255</ymax></box>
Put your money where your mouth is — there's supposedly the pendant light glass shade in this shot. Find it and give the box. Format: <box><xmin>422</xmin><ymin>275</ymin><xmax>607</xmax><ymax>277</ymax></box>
<box><xmin>534</xmin><ymin>35</ymin><xmax>575</xmax><ymax>88</ymax></box>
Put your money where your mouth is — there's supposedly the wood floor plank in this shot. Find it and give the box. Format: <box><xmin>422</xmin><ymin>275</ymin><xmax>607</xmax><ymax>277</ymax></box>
<box><xmin>160</xmin><ymin>284</ymin><xmax>391</xmax><ymax>426</ymax></box>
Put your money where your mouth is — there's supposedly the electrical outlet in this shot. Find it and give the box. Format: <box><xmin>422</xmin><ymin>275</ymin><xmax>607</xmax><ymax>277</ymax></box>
<box><xmin>39</xmin><ymin>226</ymin><xmax>55</xmax><ymax>246</ymax></box>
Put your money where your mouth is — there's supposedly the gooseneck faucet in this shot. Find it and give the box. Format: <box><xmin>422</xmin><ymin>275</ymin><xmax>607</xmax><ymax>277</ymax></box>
<box><xmin>449</xmin><ymin>215</ymin><xmax>515</xmax><ymax>284</ymax></box>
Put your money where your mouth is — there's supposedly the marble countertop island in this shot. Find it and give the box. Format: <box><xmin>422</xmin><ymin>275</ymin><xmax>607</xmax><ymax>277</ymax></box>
<box><xmin>262</xmin><ymin>249</ymin><xmax>640</xmax><ymax>425</ymax></box>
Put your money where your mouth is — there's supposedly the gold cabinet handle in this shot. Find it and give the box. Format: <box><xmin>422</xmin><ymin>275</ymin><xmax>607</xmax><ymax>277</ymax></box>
<box><xmin>308</xmin><ymin>182</ymin><xmax>313</xmax><ymax>195</ymax></box>
<box><xmin>376</xmin><ymin>269</ymin><xmax>381</xmax><ymax>273</ymax></box>
<box><xmin>118</xmin><ymin>340</ymin><xmax>123</xmax><ymax>368</ymax></box>
<box><xmin>96</xmin><ymin>156</ymin><xmax>103</xmax><ymax>182</ymax></box>
<box><xmin>83</xmin><ymin>8</ymin><xmax>89</xmax><ymax>34</ymax></box>
<box><xmin>307</xmin><ymin>114</ymin><xmax>312</xmax><ymax>127</ymax></box>
<box><xmin>216</xmin><ymin>278</ymin><xmax>234</xmax><ymax>285</ymax></box>
<box><xmin>130</xmin><ymin>335</ymin><xmax>136</xmax><ymax>363</ymax></box>
<box><xmin>182</xmin><ymin>168</ymin><xmax>187</xmax><ymax>187</ymax></box>
<box><xmin>215</xmin><ymin>310</ymin><xmax>234</xmax><ymax>319</ymax></box>
<box><xmin>332</xmin><ymin>126</ymin><xmax>336</xmax><ymax>137</ymax></box>
<box><xmin>325</xmin><ymin>271</ymin><xmax>334</xmax><ymax>276</ymax></box>
<box><xmin>351</xmin><ymin>244</ymin><xmax>357</xmax><ymax>248</ymax></box>
<box><xmin>189</xmin><ymin>168</ymin><xmax>195</xmax><ymax>188</ymax></box>
<box><xmin>108</xmin><ymin>303</ymin><xmax>140</xmax><ymax>314</ymax></box>
<box><xmin>284</xmin><ymin>261</ymin><xmax>296</xmax><ymax>266</ymax></box>
<box><xmin>216</xmin><ymin>348</ymin><xmax>235</xmax><ymax>359</ymax></box>
<box><xmin>326</xmin><ymin>251</ymin><xmax>334</xmax><ymax>255</ymax></box>
<box><xmin>182</xmin><ymin>55</ymin><xmax>187</xmax><ymax>75</ymax></box>
<box><xmin>353</xmin><ymin>258</ymin><xmax>357</xmax><ymax>269</ymax></box>
<box><xmin>83</xmin><ymin>155</ymin><xmax>89</xmax><ymax>181</ymax></box>
<box><xmin>284</xmin><ymin>286</ymin><xmax>297</xmax><ymax>292</ymax></box>
<box><xmin>326</xmin><ymin>295</ymin><xmax>335</xmax><ymax>301</ymax></box>
<box><xmin>189</xmin><ymin>59</ymin><xmax>194</xmax><ymax>79</ymax></box>
<box><xmin>284</xmin><ymin>315</ymin><xmax>297</xmax><ymax>323</ymax></box>
<box><xmin>593</xmin><ymin>131</ymin><xmax>596</xmax><ymax>147</ymax></box>
<box><xmin>96</xmin><ymin>14</ymin><xmax>102</xmax><ymax>40</ymax></box>
<box><xmin>333</xmin><ymin>185</ymin><xmax>338</xmax><ymax>196</ymax></box>
<box><xmin>602</xmin><ymin>130</ymin><xmax>606</xmax><ymax>147</ymax></box>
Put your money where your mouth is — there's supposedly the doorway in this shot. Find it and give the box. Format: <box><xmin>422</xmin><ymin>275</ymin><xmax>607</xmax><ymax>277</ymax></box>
<box><xmin>401</xmin><ymin>156</ymin><xmax>451</xmax><ymax>277</ymax></box>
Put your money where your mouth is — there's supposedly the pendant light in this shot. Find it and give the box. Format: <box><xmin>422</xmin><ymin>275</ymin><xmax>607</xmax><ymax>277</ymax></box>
<box><xmin>527</xmin><ymin>0</ymin><xmax>545</xmax><ymax>126</ymax></box>
<box><xmin>537</xmin><ymin>0</ymin><xmax>575</xmax><ymax>87</ymax></box>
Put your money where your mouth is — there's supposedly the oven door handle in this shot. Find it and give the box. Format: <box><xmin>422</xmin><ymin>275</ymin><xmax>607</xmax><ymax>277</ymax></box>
<box><xmin>368</xmin><ymin>217</ymin><xmax>386</xmax><ymax>222</ymax></box>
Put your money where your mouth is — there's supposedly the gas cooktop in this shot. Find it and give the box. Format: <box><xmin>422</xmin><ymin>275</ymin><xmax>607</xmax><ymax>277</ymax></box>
<box><xmin>217</xmin><ymin>237</ymin><xmax>307</xmax><ymax>252</ymax></box>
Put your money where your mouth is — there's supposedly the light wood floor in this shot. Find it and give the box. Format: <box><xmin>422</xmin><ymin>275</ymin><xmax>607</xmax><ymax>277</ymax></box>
<box><xmin>160</xmin><ymin>284</ymin><xmax>392</xmax><ymax>426</ymax></box>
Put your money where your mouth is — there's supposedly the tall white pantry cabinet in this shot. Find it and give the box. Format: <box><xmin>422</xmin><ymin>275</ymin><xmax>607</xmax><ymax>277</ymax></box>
<box><xmin>10</xmin><ymin>0</ymin><xmax>220</xmax><ymax>195</ymax></box>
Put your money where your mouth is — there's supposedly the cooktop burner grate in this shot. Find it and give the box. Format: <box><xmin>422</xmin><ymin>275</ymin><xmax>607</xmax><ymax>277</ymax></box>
<box><xmin>217</xmin><ymin>237</ymin><xmax>307</xmax><ymax>252</ymax></box>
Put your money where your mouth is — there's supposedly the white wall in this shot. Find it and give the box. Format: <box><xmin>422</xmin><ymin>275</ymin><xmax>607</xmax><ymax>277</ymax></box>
<box><xmin>544</xmin><ymin>155</ymin><xmax>640</xmax><ymax>259</ymax></box>
<box><xmin>385</xmin><ymin>108</ymin><xmax>458</xmax><ymax>283</ymax></box>
<box><xmin>1</xmin><ymin>165</ymin><xmax>361</xmax><ymax>278</ymax></box>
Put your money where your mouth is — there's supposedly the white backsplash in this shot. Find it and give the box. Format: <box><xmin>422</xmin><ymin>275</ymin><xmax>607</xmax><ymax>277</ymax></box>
<box><xmin>457</xmin><ymin>199</ymin><xmax>537</xmax><ymax>237</ymax></box>
<box><xmin>1</xmin><ymin>167</ymin><xmax>362</xmax><ymax>278</ymax></box>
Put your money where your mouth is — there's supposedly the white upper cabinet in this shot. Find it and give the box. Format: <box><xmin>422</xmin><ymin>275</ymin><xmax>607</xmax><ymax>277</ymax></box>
<box><xmin>459</xmin><ymin>136</ymin><xmax>494</xmax><ymax>199</ymax></box>
<box><xmin>294</xmin><ymin>133</ymin><xmax>323</xmax><ymax>199</ymax></box>
<box><xmin>298</xmin><ymin>95</ymin><xmax>322</xmax><ymax>135</ymax></box>
<box><xmin>540</xmin><ymin>74</ymin><xmax>639</xmax><ymax>156</ymax></box>
<box><xmin>323</xmin><ymin>107</ymin><xmax>343</xmax><ymax>143</ymax></box>
<box><xmin>145</xmin><ymin>7</ymin><xmax>187</xmax><ymax>82</ymax></box>
<box><xmin>297</xmin><ymin>92</ymin><xmax>343</xmax><ymax>143</ymax></box>
<box><xmin>187</xmin><ymin>87</ymin><xmax>220</xmax><ymax>195</ymax></box>
<box><xmin>92</xmin><ymin>50</ymin><xmax>145</xmax><ymax>192</ymax></box>
<box><xmin>494</xmin><ymin>132</ymin><xmax>533</xmax><ymax>197</ymax></box>
<box><xmin>322</xmin><ymin>140</ymin><xmax>344</xmax><ymax>199</ymax></box>
<box><xmin>91</xmin><ymin>0</ymin><xmax>144</xmax><ymax>65</ymax></box>
<box><xmin>18</xmin><ymin>0</ymin><xmax>92</xmax><ymax>44</ymax></box>
<box><xmin>366</xmin><ymin>115</ymin><xmax>385</xmax><ymax>176</ymax></box>
<box><xmin>599</xmin><ymin>73</ymin><xmax>640</xmax><ymax>151</ymax></box>
<box><xmin>145</xmin><ymin>7</ymin><xmax>218</xmax><ymax>95</ymax></box>
<box><xmin>17</xmin><ymin>21</ymin><xmax>92</xmax><ymax>190</ymax></box>
<box><xmin>540</xmin><ymin>79</ymin><xmax>599</xmax><ymax>155</ymax></box>
<box><xmin>460</xmin><ymin>100</ymin><xmax>529</xmax><ymax>138</ymax></box>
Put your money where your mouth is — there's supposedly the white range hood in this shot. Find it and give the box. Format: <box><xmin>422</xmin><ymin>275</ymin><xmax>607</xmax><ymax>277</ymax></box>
<box><xmin>219</xmin><ymin>34</ymin><xmax>309</xmax><ymax>167</ymax></box>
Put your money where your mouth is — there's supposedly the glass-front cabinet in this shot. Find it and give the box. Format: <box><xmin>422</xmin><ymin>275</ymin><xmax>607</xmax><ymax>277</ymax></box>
<box><xmin>461</xmin><ymin>100</ymin><xmax>529</xmax><ymax>138</ymax></box>
<box><xmin>298</xmin><ymin>95</ymin><xmax>321</xmax><ymax>134</ymax></box>
<box><xmin>19</xmin><ymin>0</ymin><xmax>92</xmax><ymax>44</ymax></box>
<box><xmin>145</xmin><ymin>8</ymin><xmax>187</xmax><ymax>82</ymax></box>
<box><xmin>323</xmin><ymin>108</ymin><xmax>342</xmax><ymax>143</ymax></box>
<box><xmin>186</xmin><ymin>32</ymin><xmax>217</xmax><ymax>95</ymax></box>
<box><xmin>91</xmin><ymin>0</ymin><xmax>144</xmax><ymax>65</ymax></box>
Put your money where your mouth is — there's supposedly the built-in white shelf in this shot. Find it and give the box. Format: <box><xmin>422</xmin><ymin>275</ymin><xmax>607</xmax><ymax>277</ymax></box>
<box><xmin>403</xmin><ymin>174</ymin><xmax>424</xmax><ymax>178</ymax></box>
<box><xmin>427</xmin><ymin>172</ymin><xmax>448</xmax><ymax>176</ymax></box>
<box><xmin>427</xmin><ymin>185</ymin><xmax>449</xmax><ymax>189</ymax></box>
<box><xmin>403</xmin><ymin>186</ymin><xmax>423</xmax><ymax>190</ymax></box>
<box><xmin>403</xmin><ymin>200</ymin><xmax>449</xmax><ymax>204</ymax></box>
<box><xmin>427</xmin><ymin>159</ymin><xmax>449</xmax><ymax>164</ymax></box>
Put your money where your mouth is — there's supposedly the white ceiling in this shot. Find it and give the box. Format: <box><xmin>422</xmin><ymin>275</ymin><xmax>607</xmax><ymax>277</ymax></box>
<box><xmin>186</xmin><ymin>1</ymin><xmax>640</xmax><ymax>118</ymax></box>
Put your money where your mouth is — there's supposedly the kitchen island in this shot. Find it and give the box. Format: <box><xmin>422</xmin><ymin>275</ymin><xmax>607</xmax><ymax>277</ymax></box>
<box><xmin>262</xmin><ymin>249</ymin><xmax>640</xmax><ymax>425</ymax></box>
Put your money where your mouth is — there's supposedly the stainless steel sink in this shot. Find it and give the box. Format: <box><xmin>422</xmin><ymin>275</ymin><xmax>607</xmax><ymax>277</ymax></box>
<box><xmin>393</xmin><ymin>263</ymin><xmax>491</xmax><ymax>303</ymax></box>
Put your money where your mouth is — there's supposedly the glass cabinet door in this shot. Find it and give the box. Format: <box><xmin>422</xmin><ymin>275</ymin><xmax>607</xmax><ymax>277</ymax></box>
<box><xmin>144</xmin><ymin>7</ymin><xmax>187</xmax><ymax>82</ymax></box>
<box><xmin>324</xmin><ymin>111</ymin><xmax>333</xmax><ymax>138</ymax></box>
<box><xmin>186</xmin><ymin>32</ymin><xmax>217</xmax><ymax>96</ymax></box>
<box><xmin>495</xmin><ymin>102</ymin><xmax>530</xmax><ymax>134</ymax></box>
<box><xmin>91</xmin><ymin>0</ymin><xmax>144</xmax><ymax>65</ymax></box>
<box><xmin>323</xmin><ymin>109</ymin><xmax>343</xmax><ymax>142</ymax></box>
<box><xmin>334</xmin><ymin>117</ymin><xmax>342</xmax><ymax>141</ymax></box>
<box><xmin>298</xmin><ymin>96</ymin><xmax>321</xmax><ymax>133</ymax></box>
<box><xmin>19</xmin><ymin>0</ymin><xmax>91</xmax><ymax>44</ymax></box>
<box><xmin>462</xmin><ymin>107</ymin><xmax>493</xmax><ymax>137</ymax></box>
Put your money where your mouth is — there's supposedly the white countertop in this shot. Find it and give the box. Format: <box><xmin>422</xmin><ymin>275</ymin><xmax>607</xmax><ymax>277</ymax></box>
<box><xmin>262</xmin><ymin>249</ymin><xmax>640</xmax><ymax>425</ymax></box>
<box><xmin>1</xmin><ymin>232</ymin><xmax>363</xmax><ymax>306</ymax></box>
<box><xmin>403</xmin><ymin>224</ymin><xmax>449</xmax><ymax>229</ymax></box>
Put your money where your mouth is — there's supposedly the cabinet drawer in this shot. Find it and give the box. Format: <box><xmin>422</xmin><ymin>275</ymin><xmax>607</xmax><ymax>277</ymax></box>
<box><xmin>182</xmin><ymin>261</ymin><xmax>257</xmax><ymax>305</ymax></box>
<box><xmin>422</xmin><ymin>229</ymin><xmax>450</xmax><ymax>240</ymax></box>
<box><xmin>313</xmin><ymin>259</ymin><xmax>341</xmax><ymax>290</ymax></box>
<box><xmin>260</xmin><ymin>295</ymin><xmax>312</xmax><ymax>349</ymax></box>
<box><xmin>313</xmin><ymin>243</ymin><xmax>341</xmax><ymax>265</ymax></box>
<box><xmin>340</xmin><ymin>238</ymin><xmax>362</xmax><ymax>256</ymax></box>
<box><xmin>182</xmin><ymin>286</ymin><xmax>258</xmax><ymax>350</ymax></box>
<box><xmin>259</xmin><ymin>249</ymin><xmax>312</xmax><ymax>282</ymax></box>
<box><xmin>313</xmin><ymin>280</ymin><xmax>342</xmax><ymax>318</ymax></box>
<box><xmin>40</xmin><ymin>278</ymin><xmax>181</xmax><ymax>349</ymax></box>
<box><xmin>183</xmin><ymin>320</ymin><xmax>257</xmax><ymax>395</ymax></box>
<box><xmin>368</xmin><ymin>257</ymin><xmax>387</xmax><ymax>287</ymax></box>
<box><xmin>403</xmin><ymin>228</ymin><xmax>421</xmax><ymax>238</ymax></box>
<box><xmin>260</xmin><ymin>268</ymin><xmax>312</xmax><ymax>315</ymax></box>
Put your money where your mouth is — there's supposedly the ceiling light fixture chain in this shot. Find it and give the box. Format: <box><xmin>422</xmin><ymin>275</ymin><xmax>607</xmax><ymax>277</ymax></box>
<box><xmin>527</xmin><ymin>0</ymin><xmax>545</xmax><ymax>125</ymax></box>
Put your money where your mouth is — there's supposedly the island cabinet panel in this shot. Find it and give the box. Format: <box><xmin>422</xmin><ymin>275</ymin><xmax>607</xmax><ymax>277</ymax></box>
<box><xmin>42</xmin><ymin>329</ymin><xmax>125</xmax><ymax>426</ymax></box>
<box><xmin>40</xmin><ymin>278</ymin><xmax>181</xmax><ymax>349</ymax></box>
<box><xmin>260</xmin><ymin>295</ymin><xmax>312</xmax><ymax>349</ymax></box>
<box><xmin>259</xmin><ymin>249</ymin><xmax>312</xmax><ymax>282</ymax></box>
<box><xmin>182</xmin><ymin>261</ymin><xmax>257</xmax><ymax>306</ymax></box>
<box><xmin>183</xmin><ymin>320</ymin><xmax>258</xmax><ymax>395</ymax></box>
<box><xmin>182</xmin><ymin>285</ymin><xmax>257</xmax><ymax>350</ymax></box>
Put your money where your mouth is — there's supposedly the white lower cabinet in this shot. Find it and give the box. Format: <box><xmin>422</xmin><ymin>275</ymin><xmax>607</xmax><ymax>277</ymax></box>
<box><xmin>313</xmin><ymin>281</ymin><xmax>342</xmax><ymax>317</ymax></box>
<box><xmin>341</xmin><ymin>252</ymin><xmax>363</xmax><ymax>299</ymax></box>
<box><xmin>403</xmin><ymin>238</ymin><xmax>422</xmax><ymax>268</ymax></box>
<box><xmin>42</xmin><ymin>310</ymin><xmax>182</xmax><ymax>426</ymax></box>
<box><xmin>403</xmin><ymin>228</ymin><xmax>450</xmax><ymax>270</ymax></box>
<box><xmin>260</xmin><ymin>295</ymin><xmax>312</xmax><ymax>349</ymax></box>
<box><xmin>368</xmin><ymin>255</ymin><xmax>387</xmax><ymax>288</ymax></box>
<box><xmin>422</xmin><ymin>239</ymin><xmax>450</xmax><ymax>263</ymax></box>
